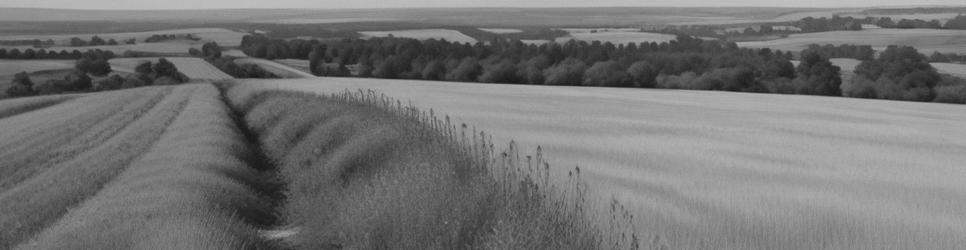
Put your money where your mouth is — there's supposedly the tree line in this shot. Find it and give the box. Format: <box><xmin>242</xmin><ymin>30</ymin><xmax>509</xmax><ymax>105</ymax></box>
<box><xmin>6</xmin><ymin>57</ymin><xmax>188</xmax><ymax>98</ymax></box>
<box><xmin>243</xmin><ymin>34</ymin><xmax>848</xmax><ymax>96</ymax></box>
<box><xmin>0</xmin><ymin>48</ymin><xmax>116</xmax><ymax>60</ymax></box>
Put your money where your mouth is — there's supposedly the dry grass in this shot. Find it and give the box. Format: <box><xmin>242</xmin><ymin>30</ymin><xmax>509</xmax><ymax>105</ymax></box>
<box><xmin>109</xmin><ymin>57</ymin><xmax>234</xmax><ymax>80</ymax></box>
<box><xmin>225</xmin><ymin>84</ymin><xmax>639</xmax><ymax>249</ymax></box>
<box><xmin>359</xmin><ymin>29</ymin><xmax>478</xmax><ymax>44</ymax></box>
<box><xmin>17</xmin><ymin>84</ymin><xmax>275</xmax><ymax>249</ymax></box>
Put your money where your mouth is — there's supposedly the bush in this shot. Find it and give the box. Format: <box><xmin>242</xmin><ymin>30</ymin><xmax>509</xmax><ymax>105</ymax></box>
<box><xmin>6</xmin><ymin>72</ymin><xmax>36</xmax><ymax>97</ymax></box>
<box><xmin>33</xmin><ymin>80</ymin><xmax>73</xmax><ymax>95</ymax></box>
<box><xmin>543</xmin><ymin>57</ymin><xmax>586</xmax><ymax>85</ymax></box>
<box><xmin>93</xmin><ymin>75</ymin><xmax>125</xmax><ymax>91</ymax></box>
<box><xmin>583</xmin><ymin>60</ymin><xmax>629</xmax><ymax>87</ymax></box>
<box><xmin>121</xmin><ymin>74</ymin><xmax>151</xmax><ymax>89</ymax></box>
<box><xmin>64</xmin><ymin>70</ymin><xmax>92</xmax><ymax>90</ymax></box>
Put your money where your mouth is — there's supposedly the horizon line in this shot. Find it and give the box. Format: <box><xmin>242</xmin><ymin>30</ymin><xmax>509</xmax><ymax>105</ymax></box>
<box><xmin>2</xmin><ymin>4</ymin><xmax>965</xmax><ymax>12</ymax></box>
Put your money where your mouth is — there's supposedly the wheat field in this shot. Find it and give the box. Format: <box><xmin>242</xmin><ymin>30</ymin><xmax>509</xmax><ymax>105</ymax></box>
<box><xmin>0</xmin><ymin>84</ymin><xmax>278</xmax><ymax>249</ymax></box>
<box><xmin>243</xmin><ymin>77</ymin><xmax>966</xmax><ymax>250</ymax></box>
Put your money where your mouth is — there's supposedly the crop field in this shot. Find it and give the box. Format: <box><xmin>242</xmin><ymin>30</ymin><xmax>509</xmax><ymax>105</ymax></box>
<box><xmin>931</xmin><ymin>63</ymin><xmax>966</xmax><ymax>79</ymax></box>
<box><xmin>555</xmin><ymin>29</ymin><xmax>681</xmax><ymax>45</ymax></box>
<box><xmin>242</xmin><ymin>77</ymin><xmax>966</xmax><ymax>249</ymax></box>
<box><xmin>272</xmin><ymin>59</ymin><xmax>312</xmax><ymax>74</ymax></box>
<box><xmin>0</xmin><ymin>28</ymin><xmax>247</xmax><ymax>47</ymax></box>
<box><xmin>478</xmin><ymin>28</ymin><xmax>523</xmax><ymax>34</ymax></box>
<box><xmin>109</xmin><ymin>57</ymin><xmax>234</xmax><ymax>80</ymax></box>
<box><xmin>0</xmin><ymin>60</ymin><xmax>75</xmax><ymax>76</ymax></box>
<box><xmin>234</xmin><ymin>58</ymin><xmax>315</xmax><ymax>78</ymax></box>
<box><xmin>0</xmin><ymin>84</ymin><xmax>280</xmax><ymax>249</ymax></box>
<box><xmin>358</xmin><ymin>29</ymin><xmax>478</xmax><ymax>44</ymax></box>
<box><xmin>737</xmin><ymin>28</ymin><xmax>966</xmax><ymax>54</ymax></box>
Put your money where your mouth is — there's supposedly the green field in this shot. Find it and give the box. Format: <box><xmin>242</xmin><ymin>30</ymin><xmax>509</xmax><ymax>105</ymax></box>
<box><xmin>246</xmin><ymin>77</ymin><xmax>966</xmax><ymax>249</ymax></box>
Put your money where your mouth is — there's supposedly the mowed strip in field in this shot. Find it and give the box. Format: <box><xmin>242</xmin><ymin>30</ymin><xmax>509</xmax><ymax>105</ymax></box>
<box><xmin>0</xmin><ymin>84</ymin><xmax>277</xmax><ymax>249</ymax></box>
<box><xmin>109</xmin><ymin>57</ymin><xmax>234</xmax><ymax>80</ymax></box>
<box><xmin>737</xmin><ymin>28</ymin><xmax>966</xmax><ymax>54</ymax></box>
<box><xmin>245</xmin><ymin>77</ymin><xmax>966</xmax><ymax>249</ymax></box>
<box><xmin>358</xmin><ymin>29</ymin><xmax>478</xmax><ymax>44</ymax></box>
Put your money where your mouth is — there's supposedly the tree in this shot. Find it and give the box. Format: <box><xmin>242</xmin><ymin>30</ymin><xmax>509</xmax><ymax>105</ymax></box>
<box><xmin>94</xmin><ymin>75</ymin><xmax>125</xmax><ymax>91</ymax></box>
<box><xmin>421</xmin><ymin>60</ymin><xmax>446</xmax><ymax>80</ymax></box>
<box><xmin>6</xmin><ymin>72</ymin><xmax>36</xmax><ymax>97</ymax></box>
<box><xmin>135</xmin><ymin>61</ymin><xmax>153</xmax><ymax>75</ymax></box>
<box><xmin>582</xmin><ymin>60</ymin><xmax>629</xmax><ymax>87</ymax></box>
<box><xmin>627</xmin><ymin>61</ymin><xmax>658</xmax><ymax>88</ymax></box>
<box><xmin>152</xmin><ymin>58</ymin><xmax>178</xmax><ymax>78</ymax></box>
<box><xmin>543</xmin><ymin>57</ymin><xmax>587</xmax><ymax>85</ymax></box>
<box><xmin>64</xmin><ymin>70</ymin><xmax>92</xmax><ymax>90</ymax></box>
<box><xmin>478</xmin><ymin>59</ymin><xmax>520</xmax><ymax>83</ymax></box>
<box><xmin>201</xmin><ymin>42</ymin><xmax>222</xmax><ymax>58</ymax></box>
<box><xmin>445</xmin><ymin>57</ymin><xmax>481</xmax><ymax>82</ymax></box>
<box><xmin>794</xmin><ymin>51</ymin><xmax>842</xmax><ymax>96</ymax></box>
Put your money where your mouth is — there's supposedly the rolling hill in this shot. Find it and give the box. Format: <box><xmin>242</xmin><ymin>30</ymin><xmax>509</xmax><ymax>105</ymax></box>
<box><xmin>241</xmin><ymin>77</ymin><xmax>966</xmax><ymax>249</ymax></box>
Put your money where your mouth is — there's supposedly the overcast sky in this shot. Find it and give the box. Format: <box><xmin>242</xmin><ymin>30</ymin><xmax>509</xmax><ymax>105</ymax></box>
<box><xmin>1</xmin><ymin>0</ymin><xmax>963</xmax><ymax>10</ymax></box>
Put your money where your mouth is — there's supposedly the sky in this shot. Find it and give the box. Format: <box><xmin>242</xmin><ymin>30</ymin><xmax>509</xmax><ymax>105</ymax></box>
<box><xmin>0</xmin><ymin>0</ymin><xmax>964</xmax><ymax>10</ymax></box>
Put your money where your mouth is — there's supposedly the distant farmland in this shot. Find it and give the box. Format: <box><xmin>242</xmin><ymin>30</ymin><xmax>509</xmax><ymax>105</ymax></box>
<box><xmin>0</xmin><ymin>28</ymin><xmax>247</xmax><ymax>47</ymax></box>
<box><xmin>109</xmin><ymin>57</ymin><xmax>233</xmax><ymax>80</ymax></box>
<box><xmin>0</xmin><ymin>59</ymin><xmax>74</xmax><ymax>75</ymax></box>
<box><xmin>554</xmin><ymin>28</ymin><xmax>680</xmax><ymax>45</ymax></box>
<box><xmin>737</xmin><ymin>28</ymin><xmax>966</xmax><ymax>54</ymax></box>
<box><xmin>358</xmin><ymin>29</ymin><xmax>478</xmax><ymax>44</ymax></box>
<box><xmin>247</xmin><ymin>77</ymin><xmax>966</xmax><ymax>249</ymax></box>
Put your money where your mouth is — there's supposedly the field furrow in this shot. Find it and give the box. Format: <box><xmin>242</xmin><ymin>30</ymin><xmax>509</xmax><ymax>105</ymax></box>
<box><xmin>0</xmin><ymin>86</ymin><xmax>193</xmax><ymax>248</ymax></box>
<box><xmin>17</xmin><ymin>84</ymin><xmax>277</xmax><ymax>249</ymax></box>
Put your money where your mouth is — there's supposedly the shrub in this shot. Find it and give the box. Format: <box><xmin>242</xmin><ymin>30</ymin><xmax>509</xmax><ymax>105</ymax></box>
<box><xmin>93</xmin><ymin>75</ymin><xmax>125</xmax><ymax>91</ymax></box>
<box><xmin>34</xmin><ymin>80</ymin><xmax>73</xmax><ymax>95</ymax></box>
<box><xmin>64</xmin><ymin>70</ymin><xmax>92</xmax><ymax>91</ymax></box>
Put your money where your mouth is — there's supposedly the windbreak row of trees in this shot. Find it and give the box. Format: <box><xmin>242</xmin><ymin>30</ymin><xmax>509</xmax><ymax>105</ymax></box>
<box><xmin>244</xmin><ymin>34</ymin><xmax>846</xmax><ymax>96</ymax></box>
<box><xmin>800</xmin><ymin>44</ymin><xmax>876</xmax><ymax>61</ymax></box>
<box><xmin>0</xmin><ymin>48</ymin><xmax>116</xmax><ymax>60</ymax></box>
<box><xmin>6</xmin><ymin>58</ymin><xmax>188</xmax><ymax>97</ymax></box>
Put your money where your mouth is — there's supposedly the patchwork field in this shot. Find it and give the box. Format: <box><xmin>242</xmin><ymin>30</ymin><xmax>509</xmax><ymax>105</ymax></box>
<box><xmin>555</xmin><ymin>29</ymin><xmax>682</xmax><ymax>45</ymax></box>
<box><xmin>109</xmin><ymin>57</ymin><xmax>233</xmax><ymax>80</ymax></box>
<box><xmin>737</xmin><ymin>28</ymin><xmax>966</xmax><ymax>54</ymax></box>
<box><xmin>0</xmin><ymin>60</ymin><xmax>74</xmax><ymax>75</ymax></box>
<box><xmin>243</xmin><ymin>77</ymin><xmax>966</xmax><ymax>249</ymax></box>
<box><xmin>358</xmin><ymin>29</ymin><xmax>478</xmax><ymax>44</ymax></box>
<box><xmin>234</xmin><ymin>58</ymin><xmax>315</xmax><ymax>78</ymax></box>
<box><xmin>0</xmin><ymin>84</ymin><xmax>278</xmax><ymax>249</ymax></box>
